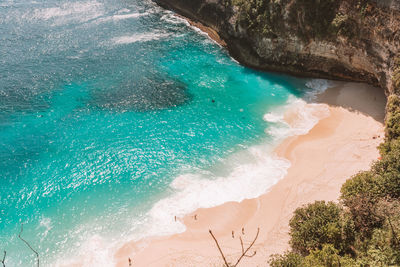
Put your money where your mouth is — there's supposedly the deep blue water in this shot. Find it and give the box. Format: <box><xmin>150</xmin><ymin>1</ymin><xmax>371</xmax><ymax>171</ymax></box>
<box><xmin>0</xmin><ymin>0</ymin><xmax>315</xmax><ymax>265</ymax></box>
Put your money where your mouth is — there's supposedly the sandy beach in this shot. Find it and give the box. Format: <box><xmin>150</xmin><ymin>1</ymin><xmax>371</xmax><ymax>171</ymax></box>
<box><xmin>114</xmin><ymin>82</ymin><xmax>386</xmax><ymax>267</ymax></box>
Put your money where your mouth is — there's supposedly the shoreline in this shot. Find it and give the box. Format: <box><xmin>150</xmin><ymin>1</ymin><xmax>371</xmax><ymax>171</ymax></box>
<box><xmin>175</xmin><ymin>14</ymin><xmax>227</xmax><ymax>47</ymax></box>
<box><xmin>114</xmin><ymin>82</ymin><xmax>386</xmax><ymax>266</ymax></box>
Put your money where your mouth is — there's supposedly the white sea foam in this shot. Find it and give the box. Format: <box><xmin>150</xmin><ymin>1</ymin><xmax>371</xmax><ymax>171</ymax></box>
<box><xmin>160</xmin><ymin>12</ymin><xmax>190</xmax><ymax>26</ymax></box>
<box><xmin>264</xmin><ymin>96</ymin><xmax>330</xmax><ymax>139</ymax></box>
<box><xmin>39</xmin><ymin>216</ymin><xmax>53</xmax><ymax>239</ymax></box>
<box><xmin>112</xmin><ymin>32</ymin><xmax>171</xmax><ymax>45</ymax></box>
<box><xmin>27</xmin><ymin>1</ymin><xmax>105</xmax><ymax>25</ymax></box>
<box><xmin>263</xmin><ymin>112</ymin><xmax>283</xmax><ymax>123</ymax></box>
<box><xmin>304</xmin><ymin>78</ymin><xmax>333</xmax><ymax>100</ymax></box>
<box><xmin>112</xmin><ymin>13</ymin><xmax>146</xmax><ymax>20</ymax></box>
<box><xmin>96</xmin><ymin>11</ymin><xmax>150</xmax><ymax>23</ymax></box>
<box><xmin>162</xmin><ymin>11</ymin><xmax>223</xmax><ymax>47</ymax></box>
<box><xmin>54</xmin><ymin>234</ymin><xmax>117</xmax><ymax>267</ymax></box>
<box><xmin>189</xmin><ymin>24</ymin><xmax>220</xmax><ymax>45</ymax></box>
<box><xmin>264</xmin><ymin>79</ymin><xmax>334</xmax><ymax>139</ymax></box>
<box><xmin>144</xmin><ymin>145</ymin><xmax>291</xmax><ymax>238</ymax></box>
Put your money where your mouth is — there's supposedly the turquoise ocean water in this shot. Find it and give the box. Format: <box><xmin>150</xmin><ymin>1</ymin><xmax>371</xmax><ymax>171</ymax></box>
<box><xmin>0</xmin><ymin>0</ymin><xmax>328</xmax><ymax>265</ymax></box>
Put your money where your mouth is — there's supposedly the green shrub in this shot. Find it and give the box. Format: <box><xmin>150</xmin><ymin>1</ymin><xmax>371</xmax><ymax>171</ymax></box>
<box><xmin>269</xmin><ymin>251</ymin><xmax>304</xmax><ymax>267</ymax></box>
<box><xmin>341</xmin><ymin>171</ymin><xmax>380</xmax><ymax>202</ymax></box>
<box><xmin>355</xmin><ymin>200</ymin><xmax>400</xmax><ymax>265</ymax></box>
<box><xmin>288</xmin><ymin>201</ymin><xmax>350</xmax><ymax>255</ymax></box>
<box><xmin>382</xmin><ymin>95</ymin><xmax>400</xmax><ymax>144</ymax></box>
<box><xmin>331</xmin><ymin>13</ymin><xmax>357</xmax><ymax>38</ymax></box>
<box><xmin>232</xmin><ymin>0</ymin><xmax>284</xmax><ymax>37</ymax></box>
<box><xmin>373</xmin><ymin>141</ymin><xmax>400</xmax><ymax>199</ymax></box>
<box><xmin>303</xmin><ymin>244</ymin><xmax>357</xmax><ymax>267</ymax></box>
<box><xmin>341</xmin><ymin>194</ymin><xmax>383</xmax><ymax>240</ymax></box>
<box><xmin>393</xmin><ymin>57</ymin><xmax>400</xmax><ymax>94</ymax></box>
<box><xmin>269</xmin><ymin>245</ymin><xmax>358</xmax><ymax>267</ymax></box>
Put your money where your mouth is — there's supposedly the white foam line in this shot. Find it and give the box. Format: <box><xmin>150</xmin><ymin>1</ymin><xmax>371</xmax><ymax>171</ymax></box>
<box><xmin>96</xmin><ymin>12</ymin><xmax>150</xmax><ymax>23</ymax></box>
<box><xmin>112</xmin><ymin>13</ymin><xmax>145</xmax><ymax>20</ymax></box>
<box><xmin>143</xmin><ymin>149</ymin><xmax>290</xmax><ymax>239</ymax></box>
<box><xmin>304</xmin><ymin>78</ymin><xmax>334</xmax><ymax>100</ymax></box>
<box><xmin>189</xmin><ymin>24</ymin><xmax>224</xmax><ymax>48</ymax></box>
<box><xmin>161</xmin><ymin>11</ymin><xmax>224</xmax><ymax>48</ymax></box>
<box><xmin>112</xmin><ymin>32</ymin><xmax>171</xmax><ymax>45</ymax></box>
<box><xmin>264</xmin><ymin>96</ymin><xmax>330</xmax><ymax>140</ymax></box>
<box><xmin>160</xmin><ymin>12</ymin><xmax>190</xmax><ymax>26</ymax></box>
<box><xmin>28</xmin><ymin>1</ymin><xmax>104</xmax><ymax>22</ymax></box>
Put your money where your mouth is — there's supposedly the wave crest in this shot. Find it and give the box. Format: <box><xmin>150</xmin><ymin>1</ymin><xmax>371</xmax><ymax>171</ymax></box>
<box><xmin>112</xmin><ymin>32</ymin><xmax>171</xmax><ymax>44</ymax></box>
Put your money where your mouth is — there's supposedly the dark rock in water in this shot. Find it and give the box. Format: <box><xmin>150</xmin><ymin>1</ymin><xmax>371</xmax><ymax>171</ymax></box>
<box><xmin>211</xmin><ymin>99</ymin><xmax>215</xmax><ymax>103</ymax></box>
<box><xmin>91</xmin><ymin>73</ymin><xmax>190</xmax><ymax>112</ymax></box>
<box><xmin>154</xmin><ymin>0</ymin><xmax>400</xmax><ymax>95</ymax></box>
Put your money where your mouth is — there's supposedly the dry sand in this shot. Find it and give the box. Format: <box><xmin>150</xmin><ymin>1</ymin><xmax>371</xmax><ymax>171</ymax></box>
<box><xmin>114</xmin><ymin>82</ymin><xmax>386</xmax><ymax>267</ymax></box>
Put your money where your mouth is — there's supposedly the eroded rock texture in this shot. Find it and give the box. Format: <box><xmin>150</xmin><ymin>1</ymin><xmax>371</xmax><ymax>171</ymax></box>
<box><xmin>155</xmin><ymin>0</ymin><xmax>400</xmax><ymax>94</ymax></box>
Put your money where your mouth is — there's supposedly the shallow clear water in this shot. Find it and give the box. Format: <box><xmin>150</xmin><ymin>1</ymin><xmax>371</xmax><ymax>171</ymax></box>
<box><xmin>0</xmin><ymin>0</ymin><xmax>319</xmax><ymax>265</ymax></box>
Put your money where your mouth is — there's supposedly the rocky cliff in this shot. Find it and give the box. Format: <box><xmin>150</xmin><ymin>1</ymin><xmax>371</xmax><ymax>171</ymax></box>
<box><xmin>155</xmin><ymin>0</ymin><xmax>400</xmax><ymax>94</ymax></box>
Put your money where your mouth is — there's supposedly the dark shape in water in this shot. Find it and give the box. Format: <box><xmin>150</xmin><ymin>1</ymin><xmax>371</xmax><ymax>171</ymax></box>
<box><xmin>92</xmin><ymin>75</ymin><xmax>190</xmax><ymax>112</ymax></box>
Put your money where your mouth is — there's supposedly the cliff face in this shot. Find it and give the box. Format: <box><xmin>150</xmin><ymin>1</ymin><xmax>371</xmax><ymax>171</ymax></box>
<box><xmin>155</xmin><ymin>0</ymin><xmax>400</xmax><ymax>94</ymax></box>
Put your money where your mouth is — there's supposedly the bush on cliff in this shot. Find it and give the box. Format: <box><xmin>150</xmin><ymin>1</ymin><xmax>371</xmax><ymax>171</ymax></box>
<box><xmin>269</xmin><ymin>244</ymin><xmax>357</xmax><ymax>267</ymax></box>
<box><xmin>269</xmin><ymin>251</ymin><xmax>304</xmax><ymax>267</ymax></box>
<box><xmin>231</xmin><ymin>0</ymin><xmax>341</xmax><ymax>40</ymax></box>
<box><xmin>382</xmin><ymin>94</ymin><xmax>400</xmax><ymax>144</ymax></box>
<box><xmin>288</xmin><ymin>0</ymin><xmax>340</xmax><ymax>39</ymax></box>
<box><xmin>288</xmin><ymin>201</ymin><xmax>352</xmax><ymax>255</ymax></box>
<box><xmin>231</xmin><ymin>0</ymin><xmax>284</xmax><ymax>36</ymax></box>
<box><xmin>393</xmin><ymin>57</ymin><xmax>400</xmax><ymax>94</ymax></box>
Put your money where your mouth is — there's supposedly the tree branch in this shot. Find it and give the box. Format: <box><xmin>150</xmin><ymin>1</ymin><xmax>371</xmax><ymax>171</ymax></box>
<box><xmin>209</xmin><ymin>228</ymin><xmax>260</xmax><ymax>267</ymax></box>
<box><xmin>18</xmin><ymin>224</ymin><xmax>39</xmax><ymax>267</ymax></box>
<box><xmin>209</xmin><ymin>230</ymin><xmax>230</xmax><ymax>267</ymax></box>
<box><xmin>1</xmin><ymin>251</ymin><xmax>6</xmax><ymax>267</ymax></box>
<box><xmin>387</xmin><ymin>215</ymin><xmax>399</xmax><ymax>245</ymax></box>
<box><xmin>233</xmin><ymin>228</ymin><xmax>259</xmax><ymax>267</ymax></box>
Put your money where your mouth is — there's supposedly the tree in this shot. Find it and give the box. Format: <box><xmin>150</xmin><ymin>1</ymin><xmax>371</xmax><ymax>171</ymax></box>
<box><xmin>289</xmin><ymin>201</ymin><xmax>349</xmax><ymax>255</ymax></box>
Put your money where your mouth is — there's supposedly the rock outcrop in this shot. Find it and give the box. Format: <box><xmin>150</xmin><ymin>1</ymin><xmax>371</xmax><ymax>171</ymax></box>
<box><xmin>155</xmin><ymin>0</ymin><xmax>400</xmax><ymax>94</ymax></box>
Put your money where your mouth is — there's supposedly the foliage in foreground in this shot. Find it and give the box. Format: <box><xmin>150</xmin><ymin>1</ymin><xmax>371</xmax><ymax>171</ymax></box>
<box><xmin>269</xmin><ymin>94</ymin><xmax>400</xmax><ymax>266</ymax></box>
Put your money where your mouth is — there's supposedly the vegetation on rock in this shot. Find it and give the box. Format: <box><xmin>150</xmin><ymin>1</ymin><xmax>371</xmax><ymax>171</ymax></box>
<box><xmin>393</xmin><ymin>57</ymin><xmax>400</xmax><ymax>95</ymax></box>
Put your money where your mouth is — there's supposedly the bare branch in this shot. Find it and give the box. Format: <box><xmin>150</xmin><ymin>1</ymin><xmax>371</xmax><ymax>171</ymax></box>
<box><xmin>209</xmin><ymin>228</ymin><xmax>260</xmax><ymax>267</ymax></box>
<box><xmin>18</xmin><ymin>224</ymin><xmax>39</xmax><ymax>267</ymax></box>
<box><xmin>1</xmin><ymin>251</ymin><xmax>6</xmax><ymax>267</ymax></box>
<box><xmin>209</xmin><ymin>230</ymin><xmax>230</xmax><ymax>267</ymax></box>
<box><xmin>239</xmin><ymin>237</ymin><xmax>244</xmax><ymax>254</ymax></box>
<box><xmin>233</xmin><ymin>228</ymin><xmax>259</xmax><ymax>267</ymax></box>
<box><xmin>243</xmin><ymin>251</ymin><xmax>256</xmax><ymax>258</ymax></box>
<box><xmin>387</xmin><ymin>215</ymin><xmax>399</xmax><ymax>245</ymax></box>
